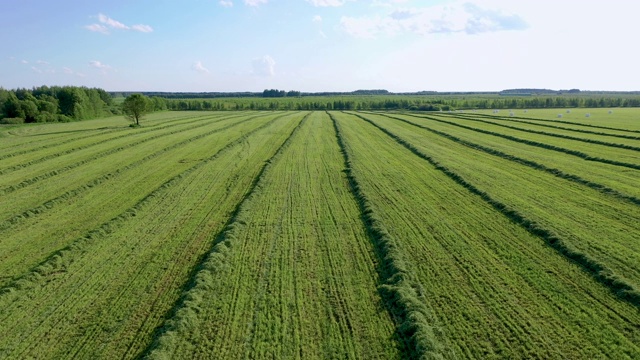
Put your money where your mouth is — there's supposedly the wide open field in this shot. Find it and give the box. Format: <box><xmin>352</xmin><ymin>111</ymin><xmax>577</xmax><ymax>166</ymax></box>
<box><xmin>0</xmin><ymin>110</ymin><xmax>638</xmax><ymax>359</ymax></box>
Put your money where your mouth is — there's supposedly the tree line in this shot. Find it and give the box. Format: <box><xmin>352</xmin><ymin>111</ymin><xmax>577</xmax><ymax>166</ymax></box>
<box><xmin>0</xmin><ymin>86</ymin><xmax>115</xmax><ymax>124</ymax></box>
<box><xmin>162</xmin><ymin>95</ymin><xmax>640</xmax><ymax>112</ymax></box>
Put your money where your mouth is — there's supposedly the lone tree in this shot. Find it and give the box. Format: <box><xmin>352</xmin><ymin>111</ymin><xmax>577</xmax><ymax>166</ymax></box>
<box><xmin>122</xmin><ymin>93</ymin><xmax>150</xmax><ymax>126</ymax></box>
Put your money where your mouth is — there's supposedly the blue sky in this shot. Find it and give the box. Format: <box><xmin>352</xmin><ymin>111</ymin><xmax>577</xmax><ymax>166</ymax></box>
<box><xmin>2</xmin><ymin>0</ymin><xmax>639</xmax><ymax>92</ymax></box>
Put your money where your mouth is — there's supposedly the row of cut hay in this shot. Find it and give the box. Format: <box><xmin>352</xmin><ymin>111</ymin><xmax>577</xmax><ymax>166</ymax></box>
<box><xmin>329</xmin><ymin>111</ymin><xmax>450</xmax><ymax>360</ymax></box>
<box><xmin>143</xmin><ymin>113</ymin><xmax>310</xmax><ymax>360</ymax></box>
<box><xmin>407</xmin><ymin>114</ymin><xmax>640</xmax><ymax>170</ymax></box>
<box><xmin>438</xmin><ymin>113</ymin><xmax>640</xmax><ymax>152</ymax></box>
<box><xmin>0</xmin><ymin>113</ymin><xmax>277</xmax><ymax>232</ymax></box>
<box><xmin>371</xmin><ymin>113</ymin><xmax>640</xmax><ymax>206</ymax></box>
<box><xmin>354</xmin><ymin>113</ymin><xmax>640</xmax><ymax>308</ymax></box>
<box><xmin>0</xmin><ymin>113</ymin><xmax>289</xmax><ymax>299</ymax></box>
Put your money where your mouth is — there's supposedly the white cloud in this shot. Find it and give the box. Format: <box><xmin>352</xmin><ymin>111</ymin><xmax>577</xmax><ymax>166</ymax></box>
<box><xmin>89</xmin><ymin>60</ymin><xmax>111</xmax><ymax>70</ymax></box>
<box><xmin>63</xmin><ymin>67</ymin><xmax>74</xmax><ymax>75</ymax></box>
<box><xmin>98</xmin><ymin>13</ymin><xmax>129</xmax><ymax>30</ymax></box>
<box><xmin>312</xmin><ymin>15</ymin><xmax>322</xmax><ymax>24</ymax></box>
<box><xmin>307</xmin><ymin>0</ymin><xmax>346</xmax><ymax>6</ymax></box>
<box><xmin>21</xmin><ymin>60</ymin><xmax>28</xmax><ymax>64</ymax></box>
<box><xmin>86</xmin><ymin>14</ymin><xmax>153</xmax><ymax>34</ymax></box>
<box><xmin>131</xmin><ymin>24</ymin><xmax>154</xmax><ymax>33</ymax></box>
<box><xmin>85</xmin><ymin>23</ymin><xmax>110</xmax><ymax>34</ymax></box>
<box><xmin>31</xmin><ymin>66</ymin><xmax>43</xmax><ymax>74</ymax></box>
<box><xmin>341</xmin><ymin>2</ymin><xmax>527</xmax><ymax>38</ymax></box>
<box><xmin>251</xmin><ymin>55</ymin><xmax>275</xmax><ymax>76</ymax></box>
<box><xmin>244</xmin><ymin>0</ymin><xmax>267</xmax><ymax>6</ymax></box>
<box><xmin>191</xmin><ymin>61</ymin><xmax>210</xmax><ymax>74</ymax></box>
<box><xmin>36</xmin><ymin>60</ymin><xmax>49</xmax><ymax>65</ymax></box>
<box><xmin>220</xmin><ymin>0</ymin><xmax>233</xmax><ymax>7</ymax></box>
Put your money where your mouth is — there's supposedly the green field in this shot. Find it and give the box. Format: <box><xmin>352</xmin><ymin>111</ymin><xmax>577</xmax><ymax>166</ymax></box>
<box><xmin>0</xmin><ymin>110</ymin><xmax>638</xmax><ymax>359</ymax></box>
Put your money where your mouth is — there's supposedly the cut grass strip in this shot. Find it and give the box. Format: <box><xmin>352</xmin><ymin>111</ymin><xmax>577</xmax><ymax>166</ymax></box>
<box><xmin>406</xmin><ymin>113</ymin><xmax>640</xmax><ymax>170</ymax></box>
<box><xmin>366</xmin><ymin>112</ymin><xmax>640</xmax><ymax>206</ymax></box>
<box><xmin>356</xmin><ymin>112</ymin><xmax>640</xmax><ymax>306</ymax></box>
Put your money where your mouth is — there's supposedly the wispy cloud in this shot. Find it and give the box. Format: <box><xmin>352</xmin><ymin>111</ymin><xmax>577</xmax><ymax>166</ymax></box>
<box><xmin>220</xmin><ymin>0</ymin><xmax>234</xmax><ymax>7</ymax></box>
<box><xmin>86</xmin><ymin>13</ymin><xmax>154</xmax><ymax>34</ymax></box>
<box><xmin>312</xmin><ymin>15</ymin><xmax>327</xmax><ymax>38</ymax></box>
<box><xmin>89</xmin><ymin>60</ymin><xmax>112</xmax><ymax>74</ymax></box>
<box><xmin>341</xmin><ymin>2</ymin><xmax>527</xmax><ymax>38</ymax></box>
<box><xmin>21</xmin><ymin>60</ymin><xmax>28</xmax><ymax>64</ymax></box>
<box><xmin>63</xmin><ymin>67</ymin><xmax>74</xmax><ymax>75</ymax></box>
<box><xmin>191</xmin><ymin>61</ymin><xmax>210</xmax><ymax>74</ymax></box>
<box><xmin>251</xmin><ymin>55</ymin><xmax>275</xmax><ymax>76</ymax></box>
<box><xmin>98</xmin><ymin>13</ymin><xmax>128</xmax><ymax>30</ymax></box>
<box><xmin>244</xmin><ymin>0</ymin><xmax>267</xmax><ymax>6</ymax></box>
<box><xmin>31</xmin><ymin>66</ymin><xmax>43</xmax><ymax>74</ymax></box>
<box><xmin>85</xmin><ymin>23</ymin><xmax>109</xmax><ymax>34</ymax></box>
<box><xmin>131</xmin><ymin>24</ymin><xmax>153</xmax><ymax>33</ymax></box>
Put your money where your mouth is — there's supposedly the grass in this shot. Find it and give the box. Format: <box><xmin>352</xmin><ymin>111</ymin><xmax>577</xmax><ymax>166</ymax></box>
<box><xmin>146</xmin><ymin>112</ymin><xmax>401</xmax><ymax>359</ymax></box>
<box><xmin>333</xmin><ymin>111</ymin><xmax>639</xmax><ymax>358</ymax></box>
<box><xmin>0</xmin><ymin>110</ymin><xmax>638</xmax><ymax>359</ymax></box>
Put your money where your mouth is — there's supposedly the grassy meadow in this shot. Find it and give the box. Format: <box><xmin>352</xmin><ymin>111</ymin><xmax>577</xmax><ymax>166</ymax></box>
<box><xmin>0</xmin><ymin>109</ymin><xmax>638</xmax><ymax>359</ymax></box>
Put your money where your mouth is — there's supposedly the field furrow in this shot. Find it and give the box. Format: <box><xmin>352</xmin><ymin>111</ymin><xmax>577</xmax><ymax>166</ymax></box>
<box><xmin>145</xmin><ymin>112</ymin><xmax>401</xmax><ymax>360</ymax></box>
<box><xmin>331</xmin><ymin>111</ymin><xmax>640</xmax><ymax>359</ymax></box>
<box><xmin>0</xmin><ymin>112</ymin><xmax>304</xmax><ymax>359</ymax></box>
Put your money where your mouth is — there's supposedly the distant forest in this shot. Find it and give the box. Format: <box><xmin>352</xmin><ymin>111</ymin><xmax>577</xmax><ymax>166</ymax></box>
<box><xmin>0</xmin><ymin>86</ymin><xmax>167</xmax><ymax>124</ymax></box>
<box><xmin>3</xmin><ymin>86</ymin><xmax>640</xmax><ymax>123</ymax></box>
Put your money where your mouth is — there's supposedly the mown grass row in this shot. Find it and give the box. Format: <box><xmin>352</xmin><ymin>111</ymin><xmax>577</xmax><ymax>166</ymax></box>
<box><xmin>0</xmin><ymin>112</ymin><xmax>269</xmax><ymax>195</ymax></box>
<box><xmin>442</xmin><ymin>112</ymin><xmax>640</xmax><ymax>140</ymax></box>
<box><xmin>329</xmin><ymin>112</ymin><xmax>449</xmax><ymax>360</ymax></box>
<box><xmin>0</xmin><ymin>113</ymin><xmax>306</xmax><ymax>359</ymax></box>
<box><xmin>0</xmin><ymin>114</ymin><xmax>287</xmax><ymax>288</ymax></box>
<box><xmin>407</xmin><ymin>113</ymin><xmax>640</xmax><ymax>170</ymax></box>
<box><xmin>368</xmin><ymin>112</ymin><xmax>640</xmax><ymax>206</ymax></box>
<box><xmin>443</xmin><ymin>113</ymin><xmax>640</xmax><ymax>151</ymax></box>
<box><xmin>0</xmin><ymin>113</ymin><xmax>290</xmax><ymax>297</ymax></box>
<box><xmin>143</xmin><ymin>114</ymin><xmax>310</xmax><ymax>359</ymax></box>
<box><xmin>332</xmin><ymin>112</ymin><xmax>639</xmax><ymax>358</ymax></box>
<box><xmin>0</xmin><ymin>112</ymin><xmax>213</xmax><ymax>161</ymax></box>
<box><xmin>382</xmin><ymin>113</ymin><xmax>640</xmax><ymax>199</ymax></box>
<box><xmin>466</xmin><ymin>111</ymin><xmax>640</xmax><ymax>134</ymax></box>
<box><xmin>355</xmin><ymin>113</ymin><xmax>640</xmax><ymax>306</ymax></box>
<box><xmin>0</xmin><ymin>112</ymin><xmax>237</xmax><ymax>175</ymax></box>
<box><xmin>0</xmin><ymin>113</ymin><xmax>280</xmax><ymax>234</ymax></box>
<box><xmin>146</xmin><ymin>111</ymin><xmax>401</xmax><ymax>359</ymax></box>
